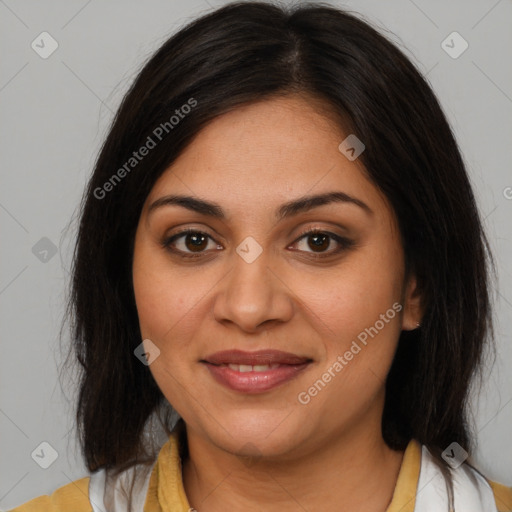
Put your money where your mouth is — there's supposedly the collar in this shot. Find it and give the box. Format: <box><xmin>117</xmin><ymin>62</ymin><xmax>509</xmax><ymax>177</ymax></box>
<box><xmin>148</xmin><ymin>430</ymin><xmax>422</xmax><ymax>512</ymax></box>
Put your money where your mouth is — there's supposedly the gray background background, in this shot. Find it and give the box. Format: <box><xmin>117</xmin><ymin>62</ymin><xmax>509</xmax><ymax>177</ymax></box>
<box><xmin>1</xmin><ymin>0</ymin><xmax>511</xmax><ymax>508</ymax></box>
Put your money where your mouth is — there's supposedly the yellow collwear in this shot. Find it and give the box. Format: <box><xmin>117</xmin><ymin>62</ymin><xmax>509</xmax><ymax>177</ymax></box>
<box><xmin>9</xmin><ymin>429</ymin><xmax>512</xmax><ymax>512</ymax></box>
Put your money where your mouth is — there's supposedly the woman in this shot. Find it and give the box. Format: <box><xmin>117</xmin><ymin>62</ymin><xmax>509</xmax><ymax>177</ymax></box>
<box><xmin>11</xmin><ymin>1</ymin><xmax>512</xmax><ymax>511</ymax></box>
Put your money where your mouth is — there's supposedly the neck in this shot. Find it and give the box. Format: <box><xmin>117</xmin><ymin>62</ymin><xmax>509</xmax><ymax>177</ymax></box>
<box><xmin>182</xmin><ymin>414</ymin><xmax>405</xmax><ymax>512</ymax></box>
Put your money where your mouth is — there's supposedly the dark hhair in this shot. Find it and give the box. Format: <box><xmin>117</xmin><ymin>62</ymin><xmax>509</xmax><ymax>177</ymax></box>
<box><xmin>64</xmin><ymin>0</ymin><xmax>494</xmax><ymax>506</ymax></box>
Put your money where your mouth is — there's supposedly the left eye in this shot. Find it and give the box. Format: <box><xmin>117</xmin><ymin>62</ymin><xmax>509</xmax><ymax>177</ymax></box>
<box><xmin>290</xmin><ymin>229</ymin><xmax>352</xmax><ymax>256</ymax></box>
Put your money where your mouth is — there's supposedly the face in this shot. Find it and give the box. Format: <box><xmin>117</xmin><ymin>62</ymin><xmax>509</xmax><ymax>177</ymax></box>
<box><xmin>132</xmin><ymin>94</ymin><xmax>421</xmax><ymax>460</ymax></box>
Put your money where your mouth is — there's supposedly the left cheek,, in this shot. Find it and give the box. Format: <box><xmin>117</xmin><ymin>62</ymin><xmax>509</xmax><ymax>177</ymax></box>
<box><xmin>322</xmin><ymin>294</ymin><xmax>400</xmax><ymax>362</ymax></box>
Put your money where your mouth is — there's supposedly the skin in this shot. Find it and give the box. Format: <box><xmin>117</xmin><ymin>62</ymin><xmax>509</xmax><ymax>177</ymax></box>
<box><xmin>132</xmin><ymin>94</ymin><xmax>423</xmax><ymax>512</ymax></box>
